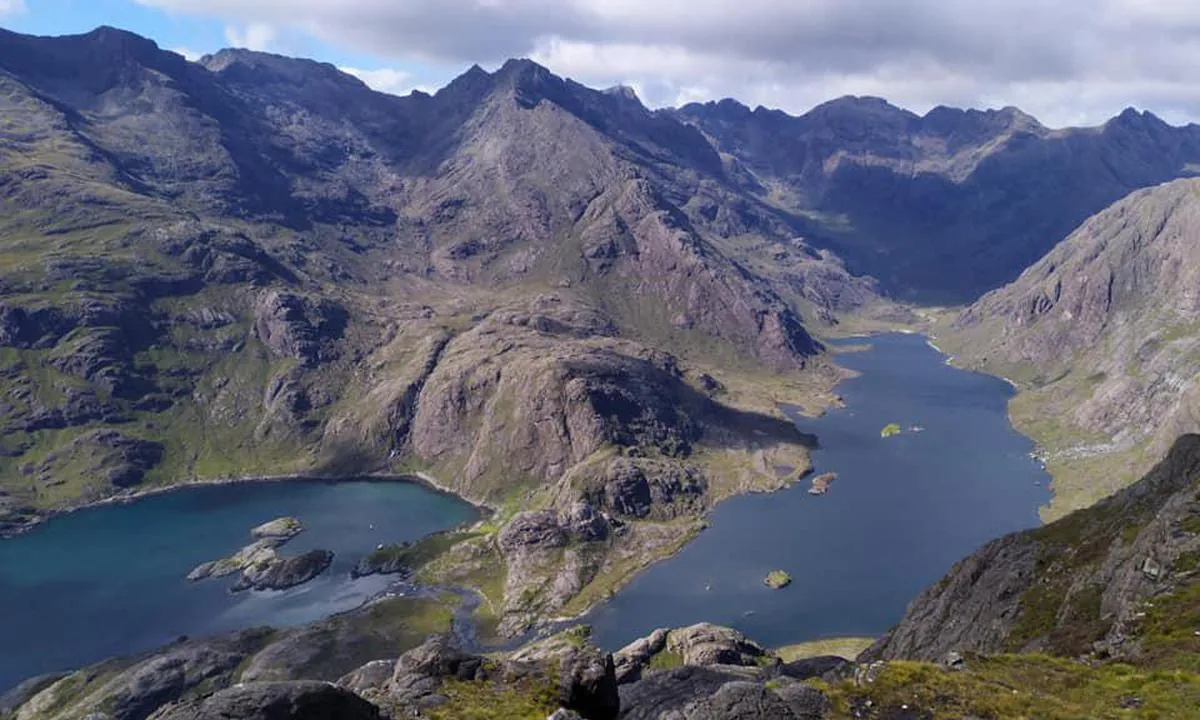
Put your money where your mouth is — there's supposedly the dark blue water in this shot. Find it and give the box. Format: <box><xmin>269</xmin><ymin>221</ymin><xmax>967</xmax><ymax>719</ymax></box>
<box><xmin>585</xmin><ymin>332</ymin><xmax>1050</xmax><ymax>650</ymax></box>
<box><xmin>0</xmin><ymin>479</ymin><xmax>477</xmax><ymax>691</ymax></box>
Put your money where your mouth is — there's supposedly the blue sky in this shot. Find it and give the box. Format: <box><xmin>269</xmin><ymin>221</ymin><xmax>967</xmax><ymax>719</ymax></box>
<box><xmin>2</xmin><ymin>0</ymin><xmax>1199</xmax><ymax>127</ymax></box>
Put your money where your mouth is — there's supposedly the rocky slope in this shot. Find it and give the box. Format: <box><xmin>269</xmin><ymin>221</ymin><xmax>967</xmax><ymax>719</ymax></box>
<box><xmin>675</xmin><ymin>98</ymin><xmax>1200</xmax><ymax>302</ymax></box>
<box><xmin>942</xmin><ymin>178</ymin><xmax>1200</xmax><ymax>517</ymax></box>
<box><xmin>867</xmin><ymin>433</ymin><xmax>1200</xmax><ymax>666</ymax></box>
<box><xmin>0</xmin><ymin>26</ymin><xmax>874</xmax><ymax>636</ymax></box>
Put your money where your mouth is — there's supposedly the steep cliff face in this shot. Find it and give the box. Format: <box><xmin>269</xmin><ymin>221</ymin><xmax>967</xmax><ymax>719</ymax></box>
<box><xmin>943</xmin><ymin>178</ymin><xmax>1200</xmax><ymax>515</ymax></box>
<box><xmin>866</xmin><ymin>434</ymin><xmax>1200</xmax><ymax>664</ymax></box>
<box><xmin>677</xmin><ymin>99</ymin><xmax>1200</xmax><ymax>302</ymax></box>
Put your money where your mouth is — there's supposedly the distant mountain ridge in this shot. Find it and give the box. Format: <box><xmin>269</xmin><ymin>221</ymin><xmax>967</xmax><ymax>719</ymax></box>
<box><xmin>673</xmin><ymin>96</ymin><xmax>1200</xmax><ymax>301</ymax></box>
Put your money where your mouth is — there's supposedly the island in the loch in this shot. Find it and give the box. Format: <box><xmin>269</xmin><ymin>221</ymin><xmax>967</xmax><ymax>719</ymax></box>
<box><xmin>187</xmin><ymin>516</ymin><xmax>334</xmax><ymax>593</ymax></box>
<box><xmin>880</xmin><ymin>423</ymin><xmax>903</xmax><ymax>438</ymax></box>
<box><xmin>764</xmin><ymin>570</ymin><xmax>792</xmax><ymax>589</ymax></box>
<box><xmin>807</xmin><ymin>472</ymin><xmax>837</xmax><ymax>496</ymax></box>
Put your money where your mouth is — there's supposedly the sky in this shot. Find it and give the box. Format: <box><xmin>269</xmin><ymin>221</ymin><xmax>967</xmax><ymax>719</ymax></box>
<box><xmin>2</xmin><ymin>0</ymin><xmax>1199</xmax><ymax>128</ymax></box>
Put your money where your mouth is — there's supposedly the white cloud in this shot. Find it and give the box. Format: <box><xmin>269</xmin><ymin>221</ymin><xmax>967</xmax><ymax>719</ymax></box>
<box><xmin>172</xmin><ymin>46</ymin><xmax>203</xmax><ymax>61</ymax></box>
<box><xmin>0</xmin><ymin>0</ymin><xmax>26</xmax><ymax>16</ymax></box>
<box><xmin>223</xmin><ymin>22</ymin><xmax>278</xmax><ymax>52</ymax></box>
<box><xmin>338</xmin><ymin>66</ymin><xmax>415</xmax><ymax>96</ymax></box>
<box><xmin>134</xmin><ymin>0</ymin><xmax>1200</xmax><ymax>127</ymax></box>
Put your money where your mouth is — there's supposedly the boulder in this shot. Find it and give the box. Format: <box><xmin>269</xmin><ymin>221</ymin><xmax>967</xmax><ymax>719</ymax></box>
<box><xmin>617</xmin><ymin>666</ymin><xmax>748</xmax><ymax>720</ymax></box>
<box><xmin>666</xmin><ymin>624</ymin><xmax>769</xmax><ymax>668</ymax></box>
<box><xmin>252</xmin><ymin>517</ymin><xmax>304</xmax><ymax>540</ymax></box>
<box><xmin>337</xmin><ymin>660</ymin><xmax>396</xmax><ymax>695</ymax></box>
<box><xmin>613</xmin><ymin>629</ymin><xmax>669</xmax><ymax>684</ymax></box>
<box><xmin>149</xmin><ymin>681</ymin><xmax>380</xmax><ymax>720</ymax></box>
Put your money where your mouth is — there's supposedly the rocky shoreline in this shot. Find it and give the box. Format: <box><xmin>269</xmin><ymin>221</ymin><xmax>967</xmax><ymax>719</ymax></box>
<box><xmin>0</xmin><ymin>470</ymin><xmax>491</xmax><ymax>540</ymax></box>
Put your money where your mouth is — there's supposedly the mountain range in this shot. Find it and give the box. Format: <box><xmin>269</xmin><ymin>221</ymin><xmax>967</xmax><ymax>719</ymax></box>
<box><xmin>4</xmin><ymin>23</ymin><xmax>1200</xmax><ymax>720</ymax></box>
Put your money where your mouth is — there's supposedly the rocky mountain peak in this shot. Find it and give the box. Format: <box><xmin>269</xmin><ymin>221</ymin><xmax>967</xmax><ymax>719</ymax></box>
<box><xmin>493</xmin><ymin>57</ymin><xmax>564</xmax><ymax>108</ymax></box>
<box><xmin>805</xmin><ymin>94</ymin><xmax>914</xmax><ymax>121</ymax></box>
<box><xmin>0</xmin><ymin>23</ymin><xmax>188</xmax><ymax>91</ymax></box>
<box><xmin>81</xmin><ymin>25</ymin><xmax>161</xmax><ymax>54</ymax></box>
<box><xmin>672</xmin><ymin>98</ymin><xmax>755</xmax><ymax>130</ymax></box>
<box><xmin>199</xmin><ymin>48</ymin><xmax>368</xmax><ymax>91</ymax></box>
<box><xmin>604</xmin><ymin>84</ymin><xmax>642</xmax><ymax>106</ymax></box>
<box><xmin>435</xmin><ymin>62</ymin><xmax>495</xmax><ymax>103</ymax></box>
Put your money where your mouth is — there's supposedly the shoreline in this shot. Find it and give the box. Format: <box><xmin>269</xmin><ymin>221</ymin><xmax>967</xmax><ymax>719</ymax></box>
<box><xmin>1</xmin><ymin>469</ymin><xmax>493</xmax><ymax>541</ymax></box>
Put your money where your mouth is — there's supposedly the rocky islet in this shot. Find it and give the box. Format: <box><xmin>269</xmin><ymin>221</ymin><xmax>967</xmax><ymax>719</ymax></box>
<box><xmin>187</xmin><ymin>516</ymin><xmax>333</xmax><ymax>593</ymax></box>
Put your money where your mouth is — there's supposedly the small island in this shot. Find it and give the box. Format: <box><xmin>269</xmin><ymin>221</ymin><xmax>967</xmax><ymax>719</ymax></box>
<box><xmin>880</xmin><ymin>423</ymin><xmax>903</xmax><ymax>438</ymax></box>
<box><xmin>187</xmin><ymin>516</ymin><xmax>334</xmax><ymax>593</ymax></box>
<box><xmin>764</xmin><ymin>570</ymin><xmax>792</xmax><ymax>589</ymax></box>
<box><xmin>808</xmin><ymin>472</ymin><xmax>837</xmax><ymax>496</ymax></box>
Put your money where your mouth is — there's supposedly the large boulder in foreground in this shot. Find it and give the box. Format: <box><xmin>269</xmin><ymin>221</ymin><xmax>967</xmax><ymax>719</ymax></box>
<box><xmin>375</xmin><ymin>632</ymin><xmax>619</xmax><ymax>720</ymax></box>
<box><xmin>148</xmin><ymin>681</ymin><xmax>379</xmax><ymax>720</ymax></box>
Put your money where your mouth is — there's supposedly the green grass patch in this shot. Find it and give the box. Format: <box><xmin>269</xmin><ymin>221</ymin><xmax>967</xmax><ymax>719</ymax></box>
<box><xmin>1173</xmin><ymin>551</ymin><xmax>1200</xmax><ymax>574</ymax></box>
<box><xmin>425</xmin><ymin>677</ymin><xmax>560</xmax><ymax>720</ymax></box>
<box><xmin>1134</xmin><ymin>578</ymin><xmax>1200</xmax><ymax>673</ymax></box>
<box><xmin>776</xmin><ymin>637</ymin><xmax>875</xmax><ymax>662</ymax></box>
<box><xmin>819</xmin><ymin>654</ymin><xmax>1200</xmax><ymax>720</ymax></box>
<box><xmin>647</xmin><ymin>650</ymin><xmax>685</xmax><ymax>671</ymax></box>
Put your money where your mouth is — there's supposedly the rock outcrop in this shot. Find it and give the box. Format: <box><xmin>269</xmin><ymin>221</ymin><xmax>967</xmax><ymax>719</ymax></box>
<box><xmin>149</xmin><ymin>681</ymin><xmax>380</xmax><ymax>720</ymax></box>
<box><xmin>612</xmin><ymin>624</ymin><xmax>772</xmax><ymax>685</ymax></box>
<box><xmin>229</xmin><ymin>549</ymin><xmax>334</xmax><ymax>592</ymax></box>
<box><xmin>187</xmin><ymin>517</ymin><xmax>333</xmax><ymax>593</ymax></box>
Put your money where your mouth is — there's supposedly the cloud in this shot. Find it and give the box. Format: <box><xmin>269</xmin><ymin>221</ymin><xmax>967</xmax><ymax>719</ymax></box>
<box><xmin>0</xmin><ymin>0</ymin><xmax>26</xmax><ymax>16</ymax></box>
<box><xmin>172</xmin><ymin>46</ymin><xmax>203</xmax><ymax>61</ymax></box>
<box><xmin>134</xmin><ymin>0</ymin><xmax>1200</xmax><ymax>127</ymax></box>
<box><xmin>223</xmin><ymin>22</ymin><xmax>278</xmax><ymax>52</ymax></box>
<box><xmin>338</xmin><ymin>66</ymin><xmax>416</xmax><ymax>96</ymax></box>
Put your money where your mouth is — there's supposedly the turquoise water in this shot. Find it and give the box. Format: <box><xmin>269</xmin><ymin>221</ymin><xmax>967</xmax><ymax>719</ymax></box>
<box><xmin>0</xmin><ymin>479</ymin><xmax>477</xmax><ymax>691</ymax></box>
<box><xmin>584</xmin><ymin>332</ymin><xmax>1051</xmax><ymax>650</ymax></box>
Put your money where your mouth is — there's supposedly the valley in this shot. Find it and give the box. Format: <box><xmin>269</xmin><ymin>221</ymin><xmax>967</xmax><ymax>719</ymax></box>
<box><xmin>3</xmin><ymin>21</ymin><xmax>1200</xmax><ymax>720</ymax></box>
